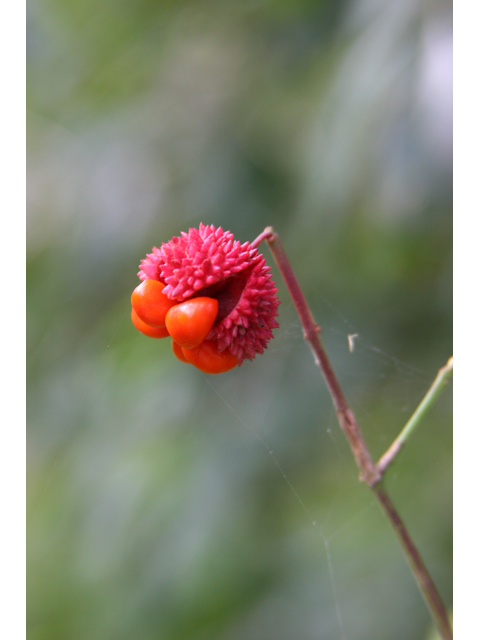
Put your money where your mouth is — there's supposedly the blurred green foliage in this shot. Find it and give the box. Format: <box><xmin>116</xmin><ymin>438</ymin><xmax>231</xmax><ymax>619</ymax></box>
<box><xmin>27</xmin><ymin>0</ymin><xmax>452</xmax><ymax>638</ymax></box>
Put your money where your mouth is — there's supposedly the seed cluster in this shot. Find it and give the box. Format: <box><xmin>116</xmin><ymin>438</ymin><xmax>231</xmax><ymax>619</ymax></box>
<box><xmin>133</xmin><ymin>224</ymin><xmax>280</xmax><ymax>371</ymax></box>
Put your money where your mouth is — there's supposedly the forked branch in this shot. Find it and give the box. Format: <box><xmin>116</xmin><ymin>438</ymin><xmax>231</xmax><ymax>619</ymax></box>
<box><xmin>253</xmin><ymin>227</ymin><xmax>452</xmax><ymax>640</ymax></box>
<box><xmin>376</xmin><ymin>356</ymin><xmax>453</xmax><ymax>474</ymax></box>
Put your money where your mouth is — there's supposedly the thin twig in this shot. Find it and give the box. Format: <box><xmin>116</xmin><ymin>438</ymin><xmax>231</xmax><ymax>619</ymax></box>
<box><xmin>373</xmin><ymin>485</ymin><xmax>453</xmax><ymax>640</ymax></box>
<box><xmin>258</xmin><ymin>227</ymin><xmax>380</xmax><ymax>486</ymax></box>
<box><xmin>377</xmin><ymin>357</ymin><xmax>453</xmax><ymax>475</ymax></box>
<box><xmin>254</xmin><ymin>226</ymin><xmax>453</xmax><ymax>640</ymax></box>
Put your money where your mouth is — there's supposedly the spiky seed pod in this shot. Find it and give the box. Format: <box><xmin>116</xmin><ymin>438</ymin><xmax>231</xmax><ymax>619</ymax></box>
<box><xmin>138</xmin><ymin>223</ymin><xmax>280</xmax><ymax>364</ymax></box>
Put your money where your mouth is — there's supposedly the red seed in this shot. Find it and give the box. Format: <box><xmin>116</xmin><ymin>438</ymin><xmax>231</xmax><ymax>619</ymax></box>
<box><xmin>165</xmin><ymin>297</ymin><xmax>219</xmax><ymax>349</ymax></box>
<box><xmin>171</xmin><ymin>340</ymin><xmax>190</xmax><ymax>363</ymax></box>
<box><xmin>182</xmin><ymin>341</ymin><xmax>238</xmax><ymax>374</ymax></box>
<box><xmin>131</xmin><ymin>279</ymin><xmax>177</xmax><ymax>327</ymax></box>
<box><xmin>131</xmin><ymin>308</ymin><xmax>170</xmax><ymax>339</ymax></box>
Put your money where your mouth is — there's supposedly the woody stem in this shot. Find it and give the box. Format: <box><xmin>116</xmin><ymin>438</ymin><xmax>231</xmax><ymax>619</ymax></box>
<box><xmin>253</xmin><ymin>226</ymin><xmax>452</xmax><ymax>640</ymax></box>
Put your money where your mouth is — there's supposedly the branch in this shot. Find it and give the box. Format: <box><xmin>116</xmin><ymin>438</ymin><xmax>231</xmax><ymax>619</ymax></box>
<box><xmin>255</xmin><ymin>227</ymin><xmax>381</xmax><ymax>486</ymax></box>
<box><xmin>377</xmin><ymin>357</ymin><xmax>453</xmax><ymax>475</ymax></box>
<box><xmin>254</xmin><ymin>227</ymin><xmax>452</xmax><ymax>640</ymax></box>
<box><xmin>373</xmin><ymin>485</ymin><xmax>453</xmax><ymax>640</ymax></box>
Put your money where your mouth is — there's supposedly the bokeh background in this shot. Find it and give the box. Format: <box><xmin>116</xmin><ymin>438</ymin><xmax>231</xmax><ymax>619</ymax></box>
<box><xmin>27</xmin><ymin>1</ymin><xmax>452</xmax><ymax>639</ymax></box>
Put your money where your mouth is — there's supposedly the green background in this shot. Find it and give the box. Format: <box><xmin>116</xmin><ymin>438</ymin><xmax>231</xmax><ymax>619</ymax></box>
<box><xmin>27</xmin><ymin>1</ymin><xmax>452</xmax><ymax>639</ymax></box>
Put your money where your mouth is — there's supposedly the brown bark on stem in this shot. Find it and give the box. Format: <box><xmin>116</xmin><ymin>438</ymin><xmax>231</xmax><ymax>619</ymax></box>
<box><xmin>256</xmin><ymin>228</ymin><xmax>380</xmax><ymax>485</ymax></box>
<box><xmin>373</xmin><ymin>485</ymin><xmax>452</xmax><ymax>640</ymax></box>
<box><xmin>253</xmin><ymin>226</ymin><xmax>452</xmax><ymax>640</ymax></box>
